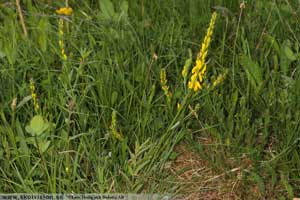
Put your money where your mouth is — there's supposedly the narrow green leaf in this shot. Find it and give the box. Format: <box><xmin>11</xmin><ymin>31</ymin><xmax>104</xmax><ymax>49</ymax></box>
<box><xmin>134</xmin><ymin>160</ymin><xmax>150</xmax><ymax>175</ymax></box>
<box><xmin>17</xmin><ymin>95</ymin><xmax>32</xmax><ymax>109</ymax></box>
<box><xmin>38</xmin><ymin>18</ymin><xmax>49</xmax><ymax>52</ymax></box>
<box><xmin>120</xmin><ymin>0</ymin><xmax>128</xmax><ymax>16</ymax></box>
<box><xmin>16</xmin><ymin>119</ymin><xmax>31</xmax><ymax>155</ymax></box>
<box><xmin>111</xmin><ymin>91</ymin><xmax>118</xmax><ymax>105</ymax></box>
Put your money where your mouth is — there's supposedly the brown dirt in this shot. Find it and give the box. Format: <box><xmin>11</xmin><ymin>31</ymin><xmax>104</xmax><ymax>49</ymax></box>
<box><xmin>166</xmin><ymin>143</ymin><xmax>255</xmax><ymax>200</ymax></box>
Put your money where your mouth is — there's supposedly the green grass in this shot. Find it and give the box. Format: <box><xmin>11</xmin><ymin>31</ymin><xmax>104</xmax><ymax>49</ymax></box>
<box><xmin>0</xmin><ymin>0</ymin><xmax>300</xmax><ymax>198</ymax></box>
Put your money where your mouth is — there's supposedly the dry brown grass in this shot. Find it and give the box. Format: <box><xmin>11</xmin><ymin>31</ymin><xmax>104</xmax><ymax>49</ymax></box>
<box><xmin>166</xmin><ymin>142</ymin><xmax>275</xmax><ymax>200</ymax></box>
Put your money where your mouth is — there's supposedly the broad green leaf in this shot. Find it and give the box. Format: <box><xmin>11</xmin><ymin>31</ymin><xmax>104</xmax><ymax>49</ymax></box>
<box><xmin>26</xmin><ymin>115</ymin><xmax>49</xmax><ymax>136</ymax></box>
<box><xmin>239</xmin><ymin>55</ymin><xmax>263</xmax><ymax>89</ymax></box>
<box><xmin>265</xmin><ymin>34</ymin><xmax>280</xmax><ymax>54</ymax></box>
<box><xmin>280</xmin><ymin>56</ymin><xmax>291</xmax><ymax>75</ymax></box>
<box><xmin>25</xmin><ymin>125</ymin><xmax>34</xmax><ymax>135</ymax></box>
<box><xmin>25</xmin><ymin>137</ymin><xmax>36</xmax><ymax>147</ymax></box>
<box><xmin>26</xmin><ymin>137</ymin><xmax>50</xmax><ymax>153</ymax></box>
<box><xmin>30</xmin><ymin>115</ymin><xmax>45</xmax><ymax>134</ymax></box>
<box><xmin>280</xmin><ymin>40</ymin><xmax>293</xmax><ymax>75</ymax></box>
<box><xmin>283</xmin><ymin>45</ymin><xmax>296</xmax><ymax>61</ymax></box>
<box><xmin>38</xmin><ymin>140</ymin><xmax>51</xmax><ymax>153</ymax></box>
<box><xmin>99</xmin><ymin>0</ymin><xmax>116</xmax><ymax>20</ymax></box>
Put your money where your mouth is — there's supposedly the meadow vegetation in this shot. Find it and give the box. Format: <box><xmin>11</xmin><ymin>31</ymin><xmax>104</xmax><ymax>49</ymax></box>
<box><xmin>0</xmin><ymin>0</ymin><xmax>300</xmax><ymax>199</ymax></box>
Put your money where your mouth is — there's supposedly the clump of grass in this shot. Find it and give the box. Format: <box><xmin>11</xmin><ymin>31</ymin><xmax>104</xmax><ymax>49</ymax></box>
<box><xmin>0</xmin><ymin>1</ymin><xmax>299</xmax><ymax>199</ymax></box>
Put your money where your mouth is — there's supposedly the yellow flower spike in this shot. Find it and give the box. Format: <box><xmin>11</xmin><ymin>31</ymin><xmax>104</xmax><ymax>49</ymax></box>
<box><xmin>58</xmin><ymin>40</ymin><xmax>63</xmax><ymax>47</ymax></box>
<box><xmin>56</xmin><ymin>7</ymin><xmax>73</xmax><ymax>16</ymax></box>
<box><xmin>177</xmin><ymin>102</ymin><xmax>181</xmax><ymax>111</ymax></box>
<box><xmin>57</xmin><ymin>18</ymin><xmax>68</xmax><ymax>61</ymax></box>
<box><xmin>187</xmin><ymin>12</ymin><xmax>217</xmax><ymax>92</ymax></box>
<box><xmin>63</xmin><ymin>54</ymin><xmax>67</xmax><ymax>61</ymax></box>
<box><xmin>29</xmin><ymin>78</ymin><xmax>39</xmax><ymax>113</ymax></box>
<box><xmin>160</xmin><ymin>68</ymin><xmax>172</xmax><ymax>105</ymax></box>
<box><xmin>160</xmin><ymin>68</ymin><xmax>167</xmax><ymax>85</ymax></box>
<box><xmin>111</xmin><ymin>110</ymin><xmax>124</xmax><ymax>141</ymax></box>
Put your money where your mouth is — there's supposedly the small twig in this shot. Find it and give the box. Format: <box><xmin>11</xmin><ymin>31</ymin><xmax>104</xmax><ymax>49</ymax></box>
<box><xmin>202</xmin><ymin>167</ymin><xmax>241</xmax><ymax>184</ymax></box>
<box><xmin>58</xmin><ymin>150</ymin><xmax>77</xmax><ymax>154</ymax></box>
<box><xmin>16</xmin><ymin>0</ymin><xmax>28</xmax><ymax>38</ymax></box>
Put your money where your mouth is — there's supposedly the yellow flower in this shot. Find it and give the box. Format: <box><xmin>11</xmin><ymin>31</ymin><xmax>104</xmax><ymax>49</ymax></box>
<box><xmin>177</xmin><ymin>102</ymin><xmax>181</xmax><ymax>110</ymax></box>
<box><xmin>62</xmin><ymin>52</ymin><xmax>67</xmax><ymax>61</ymax></box>
<box><xmin>56</xmin><ymin>7</ymin><xmax>73</xmax><ymax>16</ymax></box>
<box><xmin>187</xmin><ymin>12</ymin><xmax>217</xmax><ymax>92</ymax></box>
<box><xmin>29</xmin><ymin>78</ymin><xmax>39</xmax><ymax>113</ymax></box>
<box><xmin>58</xmin><ymin>19</ymin><xmax>68</xmax><ymax>61</ymax></box>
<box><xmin>160</xmin><ymin>69</ymin><xmax>172</xmax><ymax>104</ymax></box>
<box><xmin>58</xmin><ymin>40</ymin><xmax>63</xmax><ymax>47</ymax></box>
<box><xmin>160</xmin><ymin>68</ymin><xmax>167</xmax><ymax>86</ymax></box>
<box><xmin>11</xmin><ymin>97</ymin><xmax>17</xmax><ymax>111</ymax></box>
<box><xmin>111</xmin><ymin>110</ymin><xmax>124</xmax><ymax>141</ymax></box>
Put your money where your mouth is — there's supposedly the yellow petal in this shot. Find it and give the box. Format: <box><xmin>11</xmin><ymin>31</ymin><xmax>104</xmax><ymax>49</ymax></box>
<box><xmin>56</xmin><ymin>7</ymin><xmax>73</xmax><ymax>16</ymax></box>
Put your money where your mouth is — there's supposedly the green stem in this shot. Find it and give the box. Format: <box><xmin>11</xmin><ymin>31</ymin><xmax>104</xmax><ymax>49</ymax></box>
<box><xmin>34</xmin><ymin>136</ymin><xmax>50</xmax><ymax>183</ymax></box>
